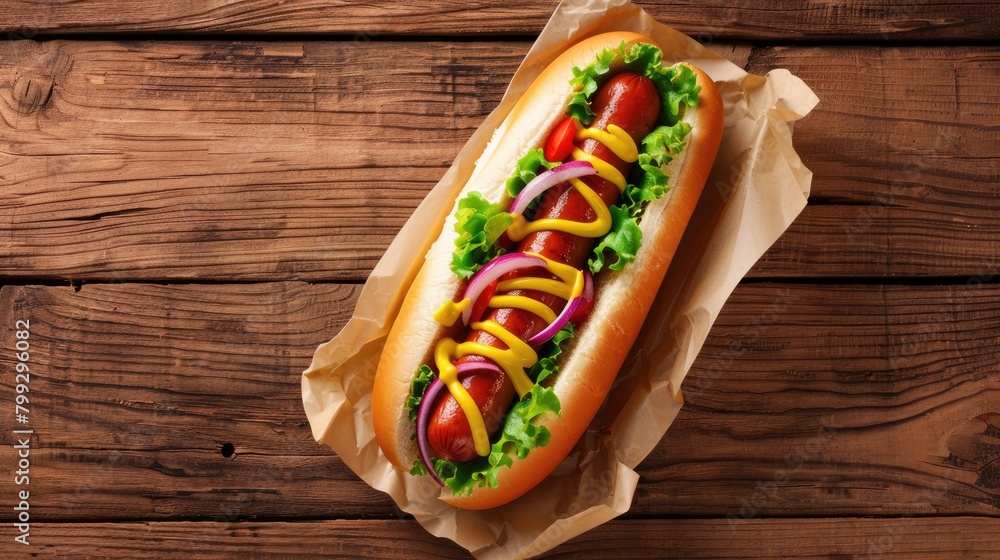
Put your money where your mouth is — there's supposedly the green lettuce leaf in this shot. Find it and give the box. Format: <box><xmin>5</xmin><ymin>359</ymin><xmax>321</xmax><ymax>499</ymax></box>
<box><xmin>404</xmin><ymin>365</ymin><xmax>435</xmax><ymax>424</ymax></box>
<box><xmin>589</xmin><ymin>205</ymin><xmax>642</xmax><ymax>273</ymax></box>
<box><xmin>625</xmin><ymin>43</ymin><xmax>701</xmax><ymax>126</ymax></box>
<box><xmin>567</xmin><ymin>47</ymin><xmax>618</xmax><ymax>124</ymax></box>
<box><xmin>569</xmin><ymin>41</ymin><xmax>701</xmax><ymax>127</ymax></box>
<box><xmin>657</xmin><ymin>62</ymin><xmax>702</xmax><ymax>127</ymax></box>
<box><xmin>527</xmin><ymin>322</ymin><xmax>575</xmax><ymax>384</ymax></box>
<box><xmin>410</xmin><ymin>458</ymin><xmax>427</xmax><ymax>476</ymax></box>
<box><xmin>449</xmin><ymin>149</ymin><xmax>560</xmax><ymax>279</ymax></box>
<box><xmin>450</xmin><ymin>192</ymin><xmax>514</xmax><ymax>279</ymax></box>
<box><xmin>410</xmin><ymin>457</ymin><xmax>459</xmax><ymax>480</ymax></box>
<box><xmin>505</xmin><ymin>148</ymin><xmax>559</xmax><ymax>198</ymax></box>
<box><xmin>624</xmin><ymin>121</ymin><xmax>692</xmax><ymax>215</ymax></box>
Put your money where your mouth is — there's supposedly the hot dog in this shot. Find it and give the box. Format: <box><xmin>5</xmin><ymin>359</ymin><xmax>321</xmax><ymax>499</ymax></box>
<box><xmin>428</xmin><ymin>72</ymin><xmax>662</xmax><ymax>462</ymax></box>
<box><xmin>373</xmin><ymin>32</ymin><xmax>724</xmax><ymax>510</ymax></box>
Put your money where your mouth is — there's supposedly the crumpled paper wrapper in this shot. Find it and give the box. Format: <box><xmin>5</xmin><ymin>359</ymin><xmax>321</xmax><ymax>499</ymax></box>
<box><xmin>302</xmin><ymin>0</ymin><xmax>818</xmax><ymax>557</ymax></box>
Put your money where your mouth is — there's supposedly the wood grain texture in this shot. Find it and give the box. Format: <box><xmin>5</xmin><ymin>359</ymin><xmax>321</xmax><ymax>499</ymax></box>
<box><xmin>0</xmin><ymin>282</ymin><xmax>390</xmax><ymax>521</ymax></box>
<box><xmin>7</xmin><ymin>517</ymin><xmax>999</xmax><ymax>559</ymax></box>
<box><xmin>1</xmin><ymin>282</ymin><xmax>996</xmax><ymax>522</ymax></box>
<box><xmin>1</xmin><ymin>0</ymin><xmax>997</xmax><ymax>41</ymax></box>
<box><xmin>639</xmin><ymin>283</ymin><xmax>1000</xmax><ymax>517</ymax></box>
<box><xmin>2</xmin><ymin>41</ymin><xmax>998</xmax><ymax>282</ymax></box>
<box><xmin>0</xmin><ymin>39</ymin><xmax>525</xmax><ymax>282</ymax></box>
<box><xmin>1</xmin><ymin>1</ymin><xmax>995</xmax><ymax>557</ymax></box>
<box><xmin>749</xmin><ymin>46</ymin><xmax>1000</xmax><ymax>278</ymax></box>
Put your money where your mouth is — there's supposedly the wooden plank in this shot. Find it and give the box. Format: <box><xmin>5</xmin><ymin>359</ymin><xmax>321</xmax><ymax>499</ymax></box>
<box><xmin>2</xmin><ymin>42</ymin><xmax>997</xmax><ymax>282</ymax></box>
<box><xmin>749</xmin><ymin>46</ymin><xmax>1000</xmax><ymax>278</ymax></box>
<box><xmin>1</xmin><ymin>282</ymin><xmax>997</xmax><ymax>521</ymax></box>
<box><xmin>0</xmin><ymin>282</ymin><xmax>391</xmax><ymax>521</ymax></box>
<box><xmin>638</xmin><ymin>282</ymin><xmax>1000</xmax><ymax>516</ymax></box>
<box><xmin>3</xmin><ymin>41</ymin><xmax>997</xmax><ymax>281</ymax></box>
<box><xmin>1</xmin><ymin>0</ymin><xmax>997</xmax><ymax>41</ymax></box>
<box><xmin>8</xmin><ymin>517</ymin><xmax>1000</xmax><ymax>559</ymax></box>
<box><xmin>0</xmin><ymin>39</ymin><xmax>526</xmax><ymax>282</ymax></box>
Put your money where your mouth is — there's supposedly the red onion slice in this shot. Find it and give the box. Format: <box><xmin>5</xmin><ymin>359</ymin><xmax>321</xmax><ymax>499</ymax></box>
<box><xmin>454</xmin><ymin>360</ymin><xmax>504</xmax><ymax>376</ymax></box>
<box><xmin>415</xmin><ymin>361</ymin><xmax>504</xmax><ymax>485</ymax></box>
<box><xmin>528</xmin><ymin>269</ymin><xmax>594</xmax><ymax>345</ymax></box>
<box><xmin>510</xmin><ymin>160</ymin><xmax>597</xmax><ymax>216</ymax></box>
<box><xmin>461</xmin><ymin>252</ymin><xmax>546</xmax><ymax>325</ymax></box>
<box><xmin>415</xmin><ymin>378</ymin><xmax>447</xmax><ymax>485</ymax></box>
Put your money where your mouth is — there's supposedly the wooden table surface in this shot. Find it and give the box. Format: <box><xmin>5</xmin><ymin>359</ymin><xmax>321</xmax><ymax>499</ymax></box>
<box><xmin>1</xmin><ymin>1</ymin><xmax>998</xmax><ymax>558</ymax></box>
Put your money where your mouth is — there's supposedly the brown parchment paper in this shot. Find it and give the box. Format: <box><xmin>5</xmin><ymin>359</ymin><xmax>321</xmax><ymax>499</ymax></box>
<box><xmin>302</xmin><ymin>0</ymin><xmax>819</xmax><ymax>558</ymax></box>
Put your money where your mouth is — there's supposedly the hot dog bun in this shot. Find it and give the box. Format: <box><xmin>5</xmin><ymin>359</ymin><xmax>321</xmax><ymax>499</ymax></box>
<box><xmin>373</xmin><ymin>32</ymin><xmax>724</xmax><ymax>510</ymax></box>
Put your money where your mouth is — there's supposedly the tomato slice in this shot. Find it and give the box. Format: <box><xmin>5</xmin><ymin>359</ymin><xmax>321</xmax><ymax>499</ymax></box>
<box><xmin>543</xmin><ymin>117</ymin><xmax>578</xmax><ymax>163</ymax></box>
<box><xmin>469</xmin><ymin>279</ymin><xmax>499</xmax><ymax>324</ymax></box>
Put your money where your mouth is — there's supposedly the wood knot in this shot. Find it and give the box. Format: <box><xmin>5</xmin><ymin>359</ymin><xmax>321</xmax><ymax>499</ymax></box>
<box><xmin>11</xmin><ymin>71</ymin><xmax>54</xmax><ymax>114</ymax></box>
<box><xmin>946</xmin><ymin>413</ymin><xmax>1000</xmax><ymax>491</ymax></box>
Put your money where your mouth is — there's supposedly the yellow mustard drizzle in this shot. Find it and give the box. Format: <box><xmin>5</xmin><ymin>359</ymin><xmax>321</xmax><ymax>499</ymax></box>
<box><xmin>576</xmin><ymin>124</ymin><xmax>640</xmax><ymax>164</ymax></box>
<box><xmin>499</xmin><ymin>254</ymin><xmax>585</xmax><ymax>302</ymax></box>
<box><xmin>570</xmin><ymin>149</ymin><xmax>627</xmax><ymax>191</ymax></box>
<box><xmin>433</xmin><ymin>320</ymin><xmax>539</xmax><ymax>457</ymax></box>
<box><xmin>473</xmin><ymin>320</ymin><xmax>538</xmax><ymax>397</ymax></box>
<box><xmin>505</xmin><ymin>123</ymin><xmax>637</xmax><ymax>243</ymax></box>
<box><xmin>496</xmin><ymin>277</ymin><xmax>575</xmax><ymax>299</ymax></box>
<box><xmin>430</xmin><ymin>253</ymin><xmax>583</xmax><ymax>457</ymax></box>
<box><xmin>434</xmin><ymin>338</ymin><xmax>491</xmax><ymax>457</ymax></box>
<box><xmin>487</xmin><ymin>295</ymin><xmax>557</xmax><ymax>324</ymax></box>
<box><xmin>433</xmin><ymin>297</ymin><xmax>471</xmax><ymax>327</ymax></box>
<box><xmin>427</xmin><ymin>120</ymin><xmax>635</xmax><ymax>458</ymax></box>
<box><xmin>506</xmin><ymin>177</ymin><xmax>613</xmax><ymax>240</ymax></box>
